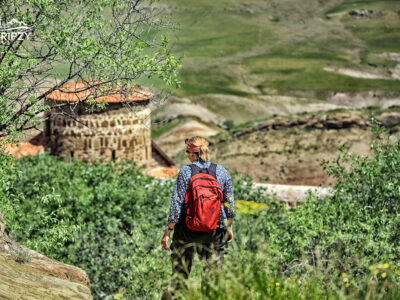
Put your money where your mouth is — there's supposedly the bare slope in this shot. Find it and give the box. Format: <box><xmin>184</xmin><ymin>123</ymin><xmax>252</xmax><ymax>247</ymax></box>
<box><xmin>162</xmin><ymin>108</ymin><xmax>400</xmax><ymax>186</ymax></box>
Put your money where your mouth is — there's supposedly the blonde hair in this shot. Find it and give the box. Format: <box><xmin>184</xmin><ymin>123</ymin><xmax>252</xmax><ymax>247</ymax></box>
<box><xmin>188</xmin><ymin>136</ymin><xmax>209</xmax><ymax>162</ymax></box>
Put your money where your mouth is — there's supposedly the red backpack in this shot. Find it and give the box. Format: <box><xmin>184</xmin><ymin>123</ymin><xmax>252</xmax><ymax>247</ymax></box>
<box><xmin>183</xmin><ymin>163</ymin><xmax>224</xmax><ymax>232</ymax></box>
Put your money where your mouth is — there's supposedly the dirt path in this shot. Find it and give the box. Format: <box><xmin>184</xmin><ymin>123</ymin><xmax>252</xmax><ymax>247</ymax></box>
<box><xmin>323</xmin><ymin>66</ymin><xmax>390</xmax><ymax>79</ymax></box>
<box><xmin>251</xmin><ymin>182</ymin><xmax>332</xmax><ymax>208</ymax></box>
<box><xmin>324</xmin><ymin>52</ymin><xmax>400</xmax><ymax>81</ymax></box>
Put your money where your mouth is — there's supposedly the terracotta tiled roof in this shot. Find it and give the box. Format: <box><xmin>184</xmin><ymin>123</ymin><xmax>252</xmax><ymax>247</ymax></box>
<box><xmin>0</xmin><ymin>132</ymin><xmax>49</xmax><ymax>158</ymax></box>
<box><xmin>45</xmin><ymin>80</ymin><xmax>153</xmax><ymax>103</ymax></box>
<box><xmin>149</xmin><ymin>167</ymin><xmax>179</xmax><ymax>179</ymax></box>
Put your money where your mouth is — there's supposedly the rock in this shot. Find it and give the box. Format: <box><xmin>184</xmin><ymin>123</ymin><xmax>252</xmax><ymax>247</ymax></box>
<box><xmin>333</xmin><ymin>113</ymin><xmax>351</xmax><ymax>121</ymax></box>
<box><xmin>297</xmin><ymin>118</ymin><xmax>308</xmax><ymax>125</ymax></box>
<box><xmin>377</xmin><ymin>112</ymin><xmax>400</xmax><ymax>127</ymax></box>
<box><xmin>313</xmin><ymin>123</ymin><xmax>324</xmax><ymax>129</ymax></box>
<box><xmin>306</xmin><ymin>117</ymin><xmax>319</xmax><ymax>127</ymax></box>
<box><xmin>348</xmin><ymin>9</ymin><xmax>374</xmax><ymax>17</ymax></box>
<box><xmin>0</xmin><ymin>211</ymin><xmax>92</xmax><ymax>300</ymax></box>
<box><xmin>325</xmin><ymin>119</ymin><xmax>343</xmax><ymax>129</ymax></box>
<box><xmin>342</xmin><ymin>119</ymin><xmax>354</xmax><ymax>128</ymax></box>
<box><xmin>235</xmin><ymin>127</ymin><xmax>254</xmax><ymax>137</ymax></box>
<box><xmin>352</xmin><ymin>117</ymin><xmax>365</xmax><ymax>127</ymax></box>
<box><xmin>288</xmin><ymin>120</ymin><xmax>299</xmax><ymax>127</ymax></box>
<box><xmin>254</xmin><ymin>122</ymin><xmax>270</xmax><ymax>131</ymax></box>
<box><xmin>272</xmin><ymin>118</ymin><xmax>289</xmax><ymax>129</ymax></box>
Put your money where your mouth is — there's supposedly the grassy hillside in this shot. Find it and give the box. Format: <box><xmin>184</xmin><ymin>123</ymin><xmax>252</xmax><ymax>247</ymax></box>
<box><xmin>50</xmin><ymin>1</ymin><xmax>400</xmax><ymax>125</ymax></box>
<box><xmin>140</xmin><ymin>0</ymin><xmax>400</xmax><ymax>97</ymax></box>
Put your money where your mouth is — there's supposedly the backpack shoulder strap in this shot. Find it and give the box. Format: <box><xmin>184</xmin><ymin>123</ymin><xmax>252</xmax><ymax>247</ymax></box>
<box><xmin>190</xmin><ymin>164</ymin><xmax>200</xmax><ymax>178</ymax></box>
<box><xmin>190</xmin><ymin>162</ymin><xmax>217</xmax><ymax>178</ymax></box>
<box><xmin>208</xmin><ymin>163</ymin><xmax>217</xmax><ymax>179</ymax></box>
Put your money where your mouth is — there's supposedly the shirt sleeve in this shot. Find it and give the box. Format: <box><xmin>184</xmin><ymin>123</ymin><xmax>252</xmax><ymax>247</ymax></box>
<box><xmin>167</xmin><ymin>167</ymin><xmax>189</xmax><ymax>223</ymax></box>
<box><xmin>221</xmin><ymin>167</ymin><xmax>236</xmax><ymax>218</ymax></box>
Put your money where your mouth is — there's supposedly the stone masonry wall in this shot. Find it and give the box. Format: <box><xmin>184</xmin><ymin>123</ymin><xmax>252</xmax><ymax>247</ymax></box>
<box><xmin>47</xmin><ymin>103</ymin><xmax>151</xmax><ymax>165</ymax></box>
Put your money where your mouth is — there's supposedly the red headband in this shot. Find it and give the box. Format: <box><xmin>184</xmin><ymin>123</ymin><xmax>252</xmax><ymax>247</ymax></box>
<box><xmin>185</xmin><ymin>138</ymin><xmax>201</xmax><ymax>153</ymax></box>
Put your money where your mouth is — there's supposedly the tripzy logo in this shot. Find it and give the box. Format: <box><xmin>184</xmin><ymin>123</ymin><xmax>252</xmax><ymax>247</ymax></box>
<box><xmin>0</xmin><ymin>18</ymin><xmax>33</xmax><ymax>43</ymax></box>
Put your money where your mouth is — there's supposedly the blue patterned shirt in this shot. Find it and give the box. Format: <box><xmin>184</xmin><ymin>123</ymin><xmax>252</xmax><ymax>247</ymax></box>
<box><xmin>168</xmin><ymin>158</ymin><xmax>235</xmax><ymax>224</ymax></box>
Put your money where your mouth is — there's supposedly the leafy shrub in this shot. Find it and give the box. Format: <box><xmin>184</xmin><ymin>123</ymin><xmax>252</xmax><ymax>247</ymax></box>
<box><xmin>269</xmin><ymin>122</ymin><xmax>400</xmax><ymax>276</ymax></box>
<box><xmin>1</xmin><ymin>120</ymin><xmax>400</xmax><ymax>299</ymax></box>
<box><xmin>222</xmin><ymin>119</ymin><xmax>234</xmax><ymax>131</ymax></box>
<box><xmin>0</xmin><ymin>148</ymin><xmax>268</xmax><ymax>298</ymax></box>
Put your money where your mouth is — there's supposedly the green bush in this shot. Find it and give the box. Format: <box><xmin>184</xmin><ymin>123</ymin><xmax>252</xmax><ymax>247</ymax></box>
<box><xmin>269</xmin><ymin>121</ymin><xmax>400</xmax><ymax>276</ymax></box>
<box><xmin>1</xmin><ymin>120</ymin><xmax>400</xmax><ymax>299</ymax></box>
<box><xmin>222</xmin><ymin>120</ymin><xmax>234</xmax><ymax>131</ymax></box>
<box><xmin>0</xmin><ymin>148</ymin><xmax>273</xmax><ymax>298</ymax></box>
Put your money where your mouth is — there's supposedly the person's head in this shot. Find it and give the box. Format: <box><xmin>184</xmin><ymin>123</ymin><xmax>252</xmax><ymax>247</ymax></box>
<box><xmin>185</xmin><ymin>136</ymin><xmax>209</xmax><ymax>163</ymax></box>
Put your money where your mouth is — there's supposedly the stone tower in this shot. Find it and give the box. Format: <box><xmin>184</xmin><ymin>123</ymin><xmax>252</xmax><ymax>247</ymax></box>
<box><xmin>44</xmin><ymin>80</ymin><xmax>152</xmax><ymax>165</ymax></box>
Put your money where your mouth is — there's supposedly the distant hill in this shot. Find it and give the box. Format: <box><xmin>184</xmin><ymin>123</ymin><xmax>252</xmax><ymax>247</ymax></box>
<box><xmin>142</xmin><ymin>0</ymin><xmax>400</xmax><ymax>124</ymax></box>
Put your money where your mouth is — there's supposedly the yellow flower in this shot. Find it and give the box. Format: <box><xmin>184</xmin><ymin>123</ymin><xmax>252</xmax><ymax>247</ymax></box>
<box><xmin>345</xmin><ymin>283</ymin><xmax>350</xmax><ymax>288</ymax></box>
<box><xmin>369</xmin><ymin>265</ymin><xmax>375</xmax><ymax>271</ymax></box>
<box><xmin>373</xmin><ymin>269</ymin><xmax>379</xmax><ymax>275</ymax></box>
<box><xmin>383</xmin><ymin>263</ymin><xmax>389</xmax><ymax>269</ymax></box>
<box><xmin>382</xmin><ymin>273</ymin><xmax>387</xmax><ymax>279</ymax></box>
<box><xmin>343</xmin><ymin>277</ymin><xmax>349</xmax><ymax>283</ymax></box>
<box><xmin>114</xmin><ymin>293</ymin><xmax>123</xmax><ymax>300</ymax></box>
<box><xmin>341</xmin><ymin>272</ymin><xmax>347</xmax><ymax>277</ymax></box>
<box><xmin>235</xmin><ymin>200</ymin><xmax>268</xmax><ymax>214</ymax></box>
<box><xmin>276</xmin><ymin>283</ymin><xmax>280</xmax><ymax>287</ymax></box>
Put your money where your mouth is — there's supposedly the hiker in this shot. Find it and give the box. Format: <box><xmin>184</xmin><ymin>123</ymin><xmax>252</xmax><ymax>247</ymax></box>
<box><xmin>160</xmin><ymin>136</ymin><xmax>235</xmax><ymax>294</ymax></box>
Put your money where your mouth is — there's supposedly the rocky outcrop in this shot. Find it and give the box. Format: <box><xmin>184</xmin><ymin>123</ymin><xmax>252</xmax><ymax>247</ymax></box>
<box><xmin>0</xmin><ymin>211</ymin><xmax>92</xmax><ymax>300</ymax></box>
<box><xmin>377</xmin><ymin>112</ymin><xmax>400</xmax><ymax>127</ymax></box>
<box><xmin>348</xmin><ymin>9</ymin><xmax>377</xmax><ymax>17</ymax></box>
<box><xmin>232</xmin><ymin>113</ymin><xmax>368</xmax><ymax>138</ymax></box>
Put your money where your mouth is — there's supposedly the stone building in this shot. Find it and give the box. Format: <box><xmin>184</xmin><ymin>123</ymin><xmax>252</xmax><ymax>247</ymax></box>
<box><xmin>1</xmin><ymin>80</ymin><xmax>178</xmax><ymax>178</ymax></box>
<box><xmin>43</xmin><ymin>80</ymin><xmax>154</xmax><ymax>166</ymax></box>
<box><xmin>0</xmin><ymin>81</ymin><xmax>179</xmax><ymax>177</ymax></box>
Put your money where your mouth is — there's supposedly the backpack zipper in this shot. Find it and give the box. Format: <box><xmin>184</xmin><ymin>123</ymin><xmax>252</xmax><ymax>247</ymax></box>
<box><xmin>193</xmin><ymin>184</ymin><xmax>222</xmax><ymax>191</ymax></box>
<box><xmin>191</xmin><ymin>177</ymin><xmax>219</xmax><ymax>185</ymax></box>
